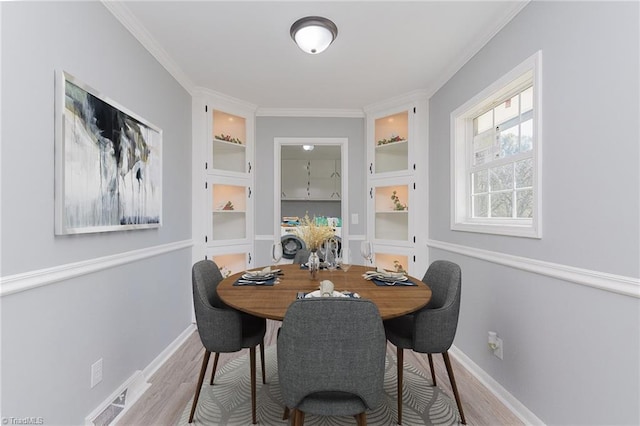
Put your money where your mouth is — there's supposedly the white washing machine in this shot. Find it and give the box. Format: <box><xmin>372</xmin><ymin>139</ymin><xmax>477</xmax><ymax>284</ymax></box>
<box><xmin>280</xmin><ymin>227</ymin><xmax>306</xmax><ymax>260</ymax></box>
<box><xmin>280</xmin><ymin>226</ymin><xmax>342</xmax><ymax>260</ymax></box>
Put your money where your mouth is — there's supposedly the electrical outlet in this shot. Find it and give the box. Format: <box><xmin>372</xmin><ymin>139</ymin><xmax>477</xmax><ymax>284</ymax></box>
<box><xmin>488</xmin><ymin>331</ymin><xmax>503</xmax><ymax>360</ymax></box>
<box><xmin>91</xmin><ymin>358</ymin><xmax>103</xmax><ymax>388</ymax></box>
<box><xmin>494</xmin><ymin>337</ymin><xmax>503</xmax><ymax>360</ymax></box>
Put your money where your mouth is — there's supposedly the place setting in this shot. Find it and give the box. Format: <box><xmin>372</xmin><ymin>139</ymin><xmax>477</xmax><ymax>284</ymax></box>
<box><xmin>362</xmin><ymin>267</ymin><xmax>417</xmax><ymax>286</ymax></box>
<box><xmin>233</xmin><ymin>249</ymin><xmax>283</xmax><ymax>287</ymax></box>
<box><xmin>296</xmin><ymin>279</ymin><xmax>361</xmax><ymax>299</ymax></box>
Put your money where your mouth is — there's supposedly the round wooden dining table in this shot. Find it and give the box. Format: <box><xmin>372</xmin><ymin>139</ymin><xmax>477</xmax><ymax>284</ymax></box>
<box><xmin>217</xmin><ymin>264</ymin><xmax>431</xmax><ymax>321</ymax></box>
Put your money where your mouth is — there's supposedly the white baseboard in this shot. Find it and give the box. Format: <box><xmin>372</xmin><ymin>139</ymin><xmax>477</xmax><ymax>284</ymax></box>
<box><xmin>85</xmin><ymin>324</ymin><xmax>196</xmax><ymax>426</ymax></box>
<box><xmin>85</xmin><ymin>371</ymin><xmax>150</xmax><ymax>426</ymax></box>
<box><xmin>449</xmin><ymin>345</ymin><xmax>545</xmax><ymax>426</ymax></box>
<box><xmin>142</xmin><ymin>324</ymin><xmax>196</xmax><ymax>379</ymax></box>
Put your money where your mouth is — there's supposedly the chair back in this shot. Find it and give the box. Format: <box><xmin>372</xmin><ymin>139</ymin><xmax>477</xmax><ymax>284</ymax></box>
<box><xmin>277</xmin><ymin>298</ymin><xmax>386</xmax><ymax>411</ymax></box>
<box><xmin>192</xmin><ymin>260</ymin><xmax>243</xmax><ymax>352</ymax></box>
<box><xmin>293</xmin><ymin>249</ymin><xmax>310</xmax><ymax>264</ymax></box>
<box><xmin>413</xmin><ymin>260</ymin><xmax>462</xmax><ymax>353</ymax></box>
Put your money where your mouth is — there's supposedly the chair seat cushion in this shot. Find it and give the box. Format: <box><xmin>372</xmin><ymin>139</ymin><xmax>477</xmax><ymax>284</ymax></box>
<box><xmin>384</xmin><ymin>314</ymin><xmax>415</xmax><ymax>350</ymax></box>
<box><xmin>297</xmin><ymin>391</ymin><xmax>367</xmax><ymax>416</ymax></box>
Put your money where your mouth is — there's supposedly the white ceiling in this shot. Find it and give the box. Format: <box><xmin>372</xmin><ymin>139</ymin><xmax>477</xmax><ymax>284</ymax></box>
<box><xmin>108</xmin><ymin>1</ymin><xmax>527</xmax><ymax>112</ymax></box>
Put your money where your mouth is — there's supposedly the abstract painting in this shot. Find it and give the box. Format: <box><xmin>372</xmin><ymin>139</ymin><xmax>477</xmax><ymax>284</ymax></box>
<box><xmin>55</xmin><ymin>71</ymin><xmax>162</xmax><ymax>234</ymax></box>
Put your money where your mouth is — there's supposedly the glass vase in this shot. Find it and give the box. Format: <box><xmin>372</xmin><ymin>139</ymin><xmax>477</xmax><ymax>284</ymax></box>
<box><xmin>308</xmin><ymin>250</ymin><xmax>320</xmax><ymax>280</ymax></box>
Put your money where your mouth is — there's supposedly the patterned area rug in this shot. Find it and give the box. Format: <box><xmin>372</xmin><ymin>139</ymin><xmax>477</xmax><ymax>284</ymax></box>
<box><xmin>178</xmin><ymin>346</ymin><xmax>460</xmax><ymax>425</ymax></box>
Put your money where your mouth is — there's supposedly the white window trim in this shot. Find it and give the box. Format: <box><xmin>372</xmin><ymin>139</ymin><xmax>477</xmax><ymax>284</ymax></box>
<box><xmin>450</xmin><ymin>51</ymin><xmax>542</xmax><ymax>238</ymax></box>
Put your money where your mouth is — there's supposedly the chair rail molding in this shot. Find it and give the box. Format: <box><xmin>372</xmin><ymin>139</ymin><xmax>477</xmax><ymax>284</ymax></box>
<box><xmin>1</xmin><ymin>239</ymin><xmax>193</xmax><ymax>297</ymax></box>
<box><xmin>427</xmin><ymin>239</ymin><xmax>640</xmax><ymax>298</ymax></box>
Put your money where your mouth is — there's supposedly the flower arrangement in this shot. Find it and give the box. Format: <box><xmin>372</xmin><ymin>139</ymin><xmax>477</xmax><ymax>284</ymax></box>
<box><xmin>393</xmin><ymin>260</ymin><xmax>406</xmax><ymax>274</ymax></box>
<box><xmin>377</xmin><ymin>135</ymin><xmax>405</xmax><ymax>146</ymax></box>
<box><xmin>391</xmin><ymin>190</ymin><xmax>407</xmax><ymax>211</ymax></box>
<box><xmin>215</xmin><ymin>133</ymin><xmax>243</xmax><ymax>144</ymax></box>
<box><xmin>295</xmin><ymin>214</ymin><xmax>335</xmax><ymax>252</ymax></box>
<box><xmin>220</xmin><ymin>265</ymin><xmax>232</xmax><ymax>278</ymax></box>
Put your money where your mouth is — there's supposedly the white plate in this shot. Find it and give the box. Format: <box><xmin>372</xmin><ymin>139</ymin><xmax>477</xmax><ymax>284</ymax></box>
<box><xmin>375</xmin><ymin>275</ymin><xmax>408</xmax><ymax>282</ymax></box>
<box><xmin>241</xmin><ymin>273</ymin><xmax>275</xmax><ymax>280</ymax></box>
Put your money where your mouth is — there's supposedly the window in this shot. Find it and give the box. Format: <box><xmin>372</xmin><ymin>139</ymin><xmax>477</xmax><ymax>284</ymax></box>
<box><xmin>451</xmin><ymin>51</ymin><xmax>541</xmax><ymax>238</ymax></box>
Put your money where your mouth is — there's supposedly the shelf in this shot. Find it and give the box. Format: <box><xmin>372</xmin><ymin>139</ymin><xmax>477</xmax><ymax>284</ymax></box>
<box><xmin>212</xmin><ymin>139</ymin><xmax>246</xmax><ymax>173</ymax></box>
<box><xmin>375</xmin><ymin>139</ymin><xmax>408</xmax><ymax>150</ymax></box>
<box><xmin>210</xmin><ymin>252</ymin><xmax>248</xmax><ymax>276</ymax></box>
<box><xmin>374</xmin><ymin>211</ymin><xmax>409</xmax><ymax>241</ymax></box>
<box><xmin>376</xmin><ymin>210</ymin><xmax>409</xmax><ymax>214</ymax></box>
<box><xmin>282</xmin><ymin>199</ymin><xmax>341</xmax><ymax>202</ymax></box>
<box><xmin>211</xmin><ymin>110</ymin><xmax>247</xmax><ymax>173</ymax></box>
<box><xmin>374</xmin><ymin>110</ymin><xmax>409</xmax><ymax>175</ymax></box>
<box><xmin>213</xmin><ymin>210</ymin><xmax>246</xmax><ymax>213</ymax></box>
<box><xmin>373</xmin><ymin>253</ymin><xmax>409</xmax><ymax>274</ymax></box>
<box><xmin>211</xmin><ymin>213</ymin><xmax>246</xmax><ymax>240</ymax></box>
<box><xmin>213</xmin><ymin>138</ymin><xmax>245</xmax><ymax>148</ymax></box>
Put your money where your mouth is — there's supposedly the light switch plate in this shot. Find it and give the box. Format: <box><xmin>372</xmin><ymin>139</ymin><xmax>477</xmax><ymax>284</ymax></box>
<box><xmin>351</xmin><ymin>213</ymin><xmax>359</xmax><ymax>225</ymax></box>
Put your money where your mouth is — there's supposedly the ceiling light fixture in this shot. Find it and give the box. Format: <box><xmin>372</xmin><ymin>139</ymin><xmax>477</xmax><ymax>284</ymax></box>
<box><xmin>302</xmin><ymin>145</ymin><xmax>315</xmax><ymax>151</ymax></box>
<box><xmin>290</xmin><ymin>16</ymin><xmax>338</xmax><ymax>54</ymax></box>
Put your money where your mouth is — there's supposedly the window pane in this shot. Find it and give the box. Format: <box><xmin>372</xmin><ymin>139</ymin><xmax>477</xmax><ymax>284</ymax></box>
<box><xmin>521</xmin><ymin>86</ymin><xmax>533</xmax><ymax>114</ymax></box>
<box><xmin>472</xmin><ymin>170</ymin><xmax>488</xmax><ymax>194</ymax></box>
<box><xmin>475</xmin><ymin>110</ymin><xmax>493</xmax><ymax>134</ymax></box>
<box><xmin>520</xmin><ymin>119</ymin><xmax>533</xmax><ymax>152</ymax></box>
<box><xmin>516</xmin><ymin>189</ymin><xmax>533</xmax><ymax>218</ymax></box>
<box><xmin>491</xmin><ymin>192</ymin><xmax>513</xmax><ymax>218</ymax></box>
<box><xmin>494</xmin><ymin>95</ymin><xmax>519</xmax><ymax>126</ymax></box>
<box><xmin>515</xmin><ymin>159</ymin><xmax>533</xmax><ymax>188</ymax></box>
<box><xmin>498</xmin><ymin>124</ymin><xmax>520</xmax><ymax>158</ymax></box>
<box><xmin>473</xmin><ymin>194</ymin><xmax>488</xmax><ymax>217</ymax></box>
<box><xmin>490</xmin><ymin>164</ymin><xmax>514</xmax><ymax>191</ymax></box>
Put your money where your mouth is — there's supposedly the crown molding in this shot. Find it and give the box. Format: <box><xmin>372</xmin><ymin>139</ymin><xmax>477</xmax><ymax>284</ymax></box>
<box><xmin>193</xmin><ymin>87</ymin><xmax>258</xmax><ymax>113</ymax></box>
<box><xmin>425</xmin><ymin>0</ymin><xmax>530</xmax><ymax>99</ymax></box>
<box><xmin>363</xmin><ymin>89</ymin><xmax>429</xmax><ymax>114</ymax></box>
<box><xmin>101</xmin><ymin>1</ymin><xmax>195</xmax><ymax>95</ymax></box>
<box><xmin>256</xmin><ymin>108</ymin><xmax>365</xmax><ymax>118</ymax></box>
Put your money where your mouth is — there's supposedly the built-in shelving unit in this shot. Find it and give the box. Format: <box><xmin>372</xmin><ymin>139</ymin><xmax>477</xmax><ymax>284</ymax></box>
<box><xmin>365</xmin><ymin>94</ymin><xmax>428</xmax><ymax>276</ymax></box>
<box><xmin>192</xmin><ymin>92</ymin><xmax>256</xmax><ymax>272</ymax></box>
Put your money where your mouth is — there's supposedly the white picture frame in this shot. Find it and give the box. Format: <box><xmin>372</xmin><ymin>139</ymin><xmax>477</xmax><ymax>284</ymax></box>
<box><xmin>54</xmin><ymin>71</ymin><xmax>162</xmax><ymax>234</ymax></box>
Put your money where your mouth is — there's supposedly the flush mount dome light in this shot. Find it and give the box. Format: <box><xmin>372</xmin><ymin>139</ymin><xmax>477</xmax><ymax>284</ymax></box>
<box><xmin>290</xmin><ymin>16</ymin><xmax>338</xmax><ymax>54</ymax></box>
<box><xmin>302</xmin><ymin>144</ymin><xmax>314</xmax><ymax>151</ymax></box>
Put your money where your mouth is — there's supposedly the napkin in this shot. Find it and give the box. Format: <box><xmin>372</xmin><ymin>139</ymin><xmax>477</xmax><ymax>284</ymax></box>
<box><xmin>233</xmin><ymin>277</ymin><xmax>277</xmax><ymax>286</ymax></box>
<box><xmin>369</xmin><ymin>278</ymin><xmax>417</xmax><ymax>286</ymax></box>
<box><xmin>300</xmin><ymin>290</ymin><xmax>360</xmax><ymax>298</ymax></box>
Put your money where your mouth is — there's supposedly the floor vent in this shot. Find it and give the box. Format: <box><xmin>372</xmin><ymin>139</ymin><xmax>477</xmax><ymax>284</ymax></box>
<box><xmin>86</xmin><ymin>371</ymin><xmax>150</xmax><ymax>426</ymax></box>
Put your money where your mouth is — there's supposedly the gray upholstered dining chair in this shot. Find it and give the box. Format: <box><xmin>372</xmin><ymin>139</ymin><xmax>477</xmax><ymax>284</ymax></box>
<box><xmin>383</xmin><ymin>260</ymin><xmax>467</xmax><ymax>425</ymax></box>
<box><xmin>277</xmin><ymin>298</ymin><xmax>386</xmax><ymax>426</ymax></box>
<box><xmin>189</xmin><ymin>260</ymin><xmax>266</xmax><ymax>425</ymax></box>
<box><xmin>292</xmin><ymin>249</ymin><xmax>310</xmax><ymax>264</ymax></box>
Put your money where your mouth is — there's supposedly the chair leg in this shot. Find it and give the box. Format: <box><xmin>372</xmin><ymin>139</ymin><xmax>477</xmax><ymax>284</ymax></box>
<box><xmin>209</xmin><ymin>352</ymin><xmax>220</xmax><ymax>385</ymax></box>
<box><xmin>283</xmin><ymin>406</ymin><xmax>290</xmax><ymax>420</ymax></box>
<box><xmin>250</xmin><ymin>347</ymin><xmax>257</xmax><ymax>424</ymax></box>
<box><xmin>294</xmin><ymin>409</ymin><xmax>305</xmax><ymax>426</ymax></box>
<box><xmin>260</xmin><ymin>339</ymin><xmax>266</xmax><ymax>384</ymax></box>
<box><xmin>427</xmin><ymin>353</ymin><xmax>436</xmax><ymax>385</ymax></box>
<box><xmin>355</xmin><ymin>412</ymin><xmax>367</xmax><ymax>426</ymax></box>
<box><xmin>189</xmin><ymin>350</ymin><xmax>211</xmax><ymax>423</ymax></box>
<box><xmin>442</xmin><ymin>351</ymin><xmax>467</xmax><ymax>425</ymax></box>
<box><xmin>396</xmin><ymin>347</ymin><xmax>403</xmax><ymax>425</ymax></box>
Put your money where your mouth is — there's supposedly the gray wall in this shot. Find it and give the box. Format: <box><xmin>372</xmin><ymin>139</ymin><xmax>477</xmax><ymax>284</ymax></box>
<box><xmin>255</xmin><ymin>116</ymin><xmax>366</xmax><ymax>265</ymax></box>
<box><xmin>1</xmin><ymin>2</ymin><xmax>193</xmax><ymax>424</ymax></box>
<box><xmin>429</xmin><ymin>2</ymin><xmax>639</xmax><ymax>425</ymax></box>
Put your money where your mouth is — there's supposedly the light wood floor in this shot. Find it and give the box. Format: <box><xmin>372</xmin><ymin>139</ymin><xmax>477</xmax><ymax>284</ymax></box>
<box><xmin>117</xmin><ymin>320</ymin><xmax>523</xmax><ymax>425</ymax></box>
